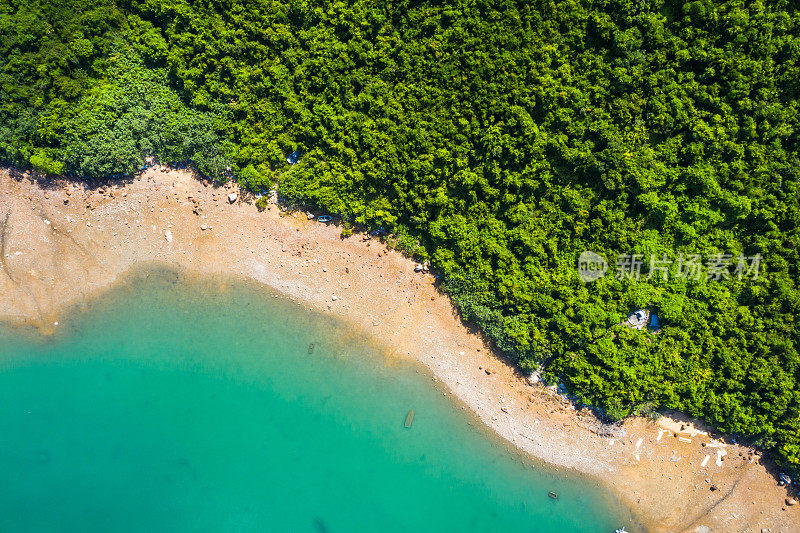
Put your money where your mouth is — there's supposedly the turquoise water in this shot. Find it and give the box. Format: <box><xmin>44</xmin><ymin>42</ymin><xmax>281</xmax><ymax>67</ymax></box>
<box><xmin>0</xmin><ymin>268</ymin><xmax>637</xmax><ymax>532</ymax></box>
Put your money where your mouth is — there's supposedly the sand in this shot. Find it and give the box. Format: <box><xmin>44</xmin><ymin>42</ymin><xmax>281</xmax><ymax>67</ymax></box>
<box><xmin>0</xmin><ymin>166</ymin><xmax>797</xmax><ymax>532</ymax></box>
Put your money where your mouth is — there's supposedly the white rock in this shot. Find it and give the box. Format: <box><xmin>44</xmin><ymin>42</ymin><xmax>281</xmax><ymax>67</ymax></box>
<box><xmin>307</xmin><ymin>213</ymin><xmax>315</xmax><ymax>220</ymax></box>
<box><xmin>165</xmin><ymin>230</ymin><xmax>173</xmax><ymax>243</ymax></box>
<box><xmin>228</xmin><ymin>192</ymin><xmax>238</xmax><ymax>203</ymax></box>
<box><xmin>200</xmin><ymin>223</ymin><xmax>207</xmax><ymax>230</ymax></box>
<box><xmin>331</xmin><ymin>295</ymin><xmax>338</xmax><ymax>301</ymax></box>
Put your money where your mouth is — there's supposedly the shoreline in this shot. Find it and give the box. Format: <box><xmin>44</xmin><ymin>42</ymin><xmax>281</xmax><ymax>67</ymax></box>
<box><xmin>1</xmin><ymin>166</ymin><xmax>796</xmax><ymax>532</ymax></box>
<box><xmin>28</xmin><ymin>261</ymin><xmax>638</xmax><ymax>527</ymax></box>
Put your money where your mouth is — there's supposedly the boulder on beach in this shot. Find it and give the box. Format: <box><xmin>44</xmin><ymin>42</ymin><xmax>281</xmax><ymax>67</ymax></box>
<box><xmin>228</xmin><ymin>192</ymin><xmax>238</xmax><ymax>203</ymax></box>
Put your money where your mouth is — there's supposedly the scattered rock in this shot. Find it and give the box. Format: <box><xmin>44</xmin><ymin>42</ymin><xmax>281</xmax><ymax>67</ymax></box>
<box><xmin>200</xmin><ymin>223</ymin><xmax>207</xmax><ymax>231</ymax></box>
<box><xmin>484</xmin><ymin>368</ymin><xmax>492</xmax><ymax>375</ymax></box>
<box><xmin>165</xmin><ymin>230</ymin><xmax>173</xmax><ymax>243</ymax></box>
<box><xmin>331</xmin><ymin>295</ymin><xmax>338</xmax><ymax>301</ymax></box>
<box><xmin>786</xmin><ymin>498</ymin><xmax>797</xmax><ymax>506</ymax></box>
<box><xmin>228</xmin><ymin>192</ymin><xmax>238</xmax><ymax>203</ymax></box>
<box><xmin>307</xmin><ymin>213</ymin><xmax>315</xmax><ymax>220</ymax></box>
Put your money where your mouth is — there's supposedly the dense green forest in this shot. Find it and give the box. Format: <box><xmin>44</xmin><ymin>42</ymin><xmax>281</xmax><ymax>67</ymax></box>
<box><xmin>2</xmin><ymin>0</ymin><xmax>799</xmax><ymax>471</ymax></box>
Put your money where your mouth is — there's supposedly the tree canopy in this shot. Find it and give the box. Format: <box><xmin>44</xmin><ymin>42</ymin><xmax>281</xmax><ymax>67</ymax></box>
<box><xmin>2</xmin><ymin>0</ymin><xmax>799</xmax><ymax>471</ymax></box>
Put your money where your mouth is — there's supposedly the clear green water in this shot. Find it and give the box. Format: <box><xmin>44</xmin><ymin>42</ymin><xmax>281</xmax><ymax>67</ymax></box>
<box><xmin>0</xmin><ymin>268</ymin><xmax>637</xmax><ymax>532</ymax></box>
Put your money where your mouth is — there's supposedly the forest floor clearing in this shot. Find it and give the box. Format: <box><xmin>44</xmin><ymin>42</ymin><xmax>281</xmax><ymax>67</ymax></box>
<box><xmin>0</xmin><ymin>166</ymin><xmax>797</xmax><ymax>533</ymax></box>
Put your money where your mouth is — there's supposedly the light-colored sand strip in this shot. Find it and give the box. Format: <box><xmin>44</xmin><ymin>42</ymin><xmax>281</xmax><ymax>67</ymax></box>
<box><xmin>0</xmin><ymin>167</ymin><xmax>796</xmax><ymax>533</ymax></box>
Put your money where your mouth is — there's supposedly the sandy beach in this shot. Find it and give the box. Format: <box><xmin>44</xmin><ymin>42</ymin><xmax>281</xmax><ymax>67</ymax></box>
<box><xmin>0</xmin><ymin>166</ymin><xmax>797</xmax><ymax>532</ymax></box>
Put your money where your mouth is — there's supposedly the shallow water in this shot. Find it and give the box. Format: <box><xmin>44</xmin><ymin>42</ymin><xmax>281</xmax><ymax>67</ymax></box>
<box><xmin>0</xmin><ymin>268</ymin><xmax>637</xmax><ymax>532</ymax></box>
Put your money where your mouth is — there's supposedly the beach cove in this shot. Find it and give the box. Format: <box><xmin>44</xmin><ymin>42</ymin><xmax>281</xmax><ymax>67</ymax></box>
<box><xmin>0</xmin><ymin>166</ymin><xmax>796</xmax><ymax>532</ymax></box>
<box><xmin>0</xmin><ymin>267</ymin><xmax>633</xmax><ymax>532</ymax></box>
